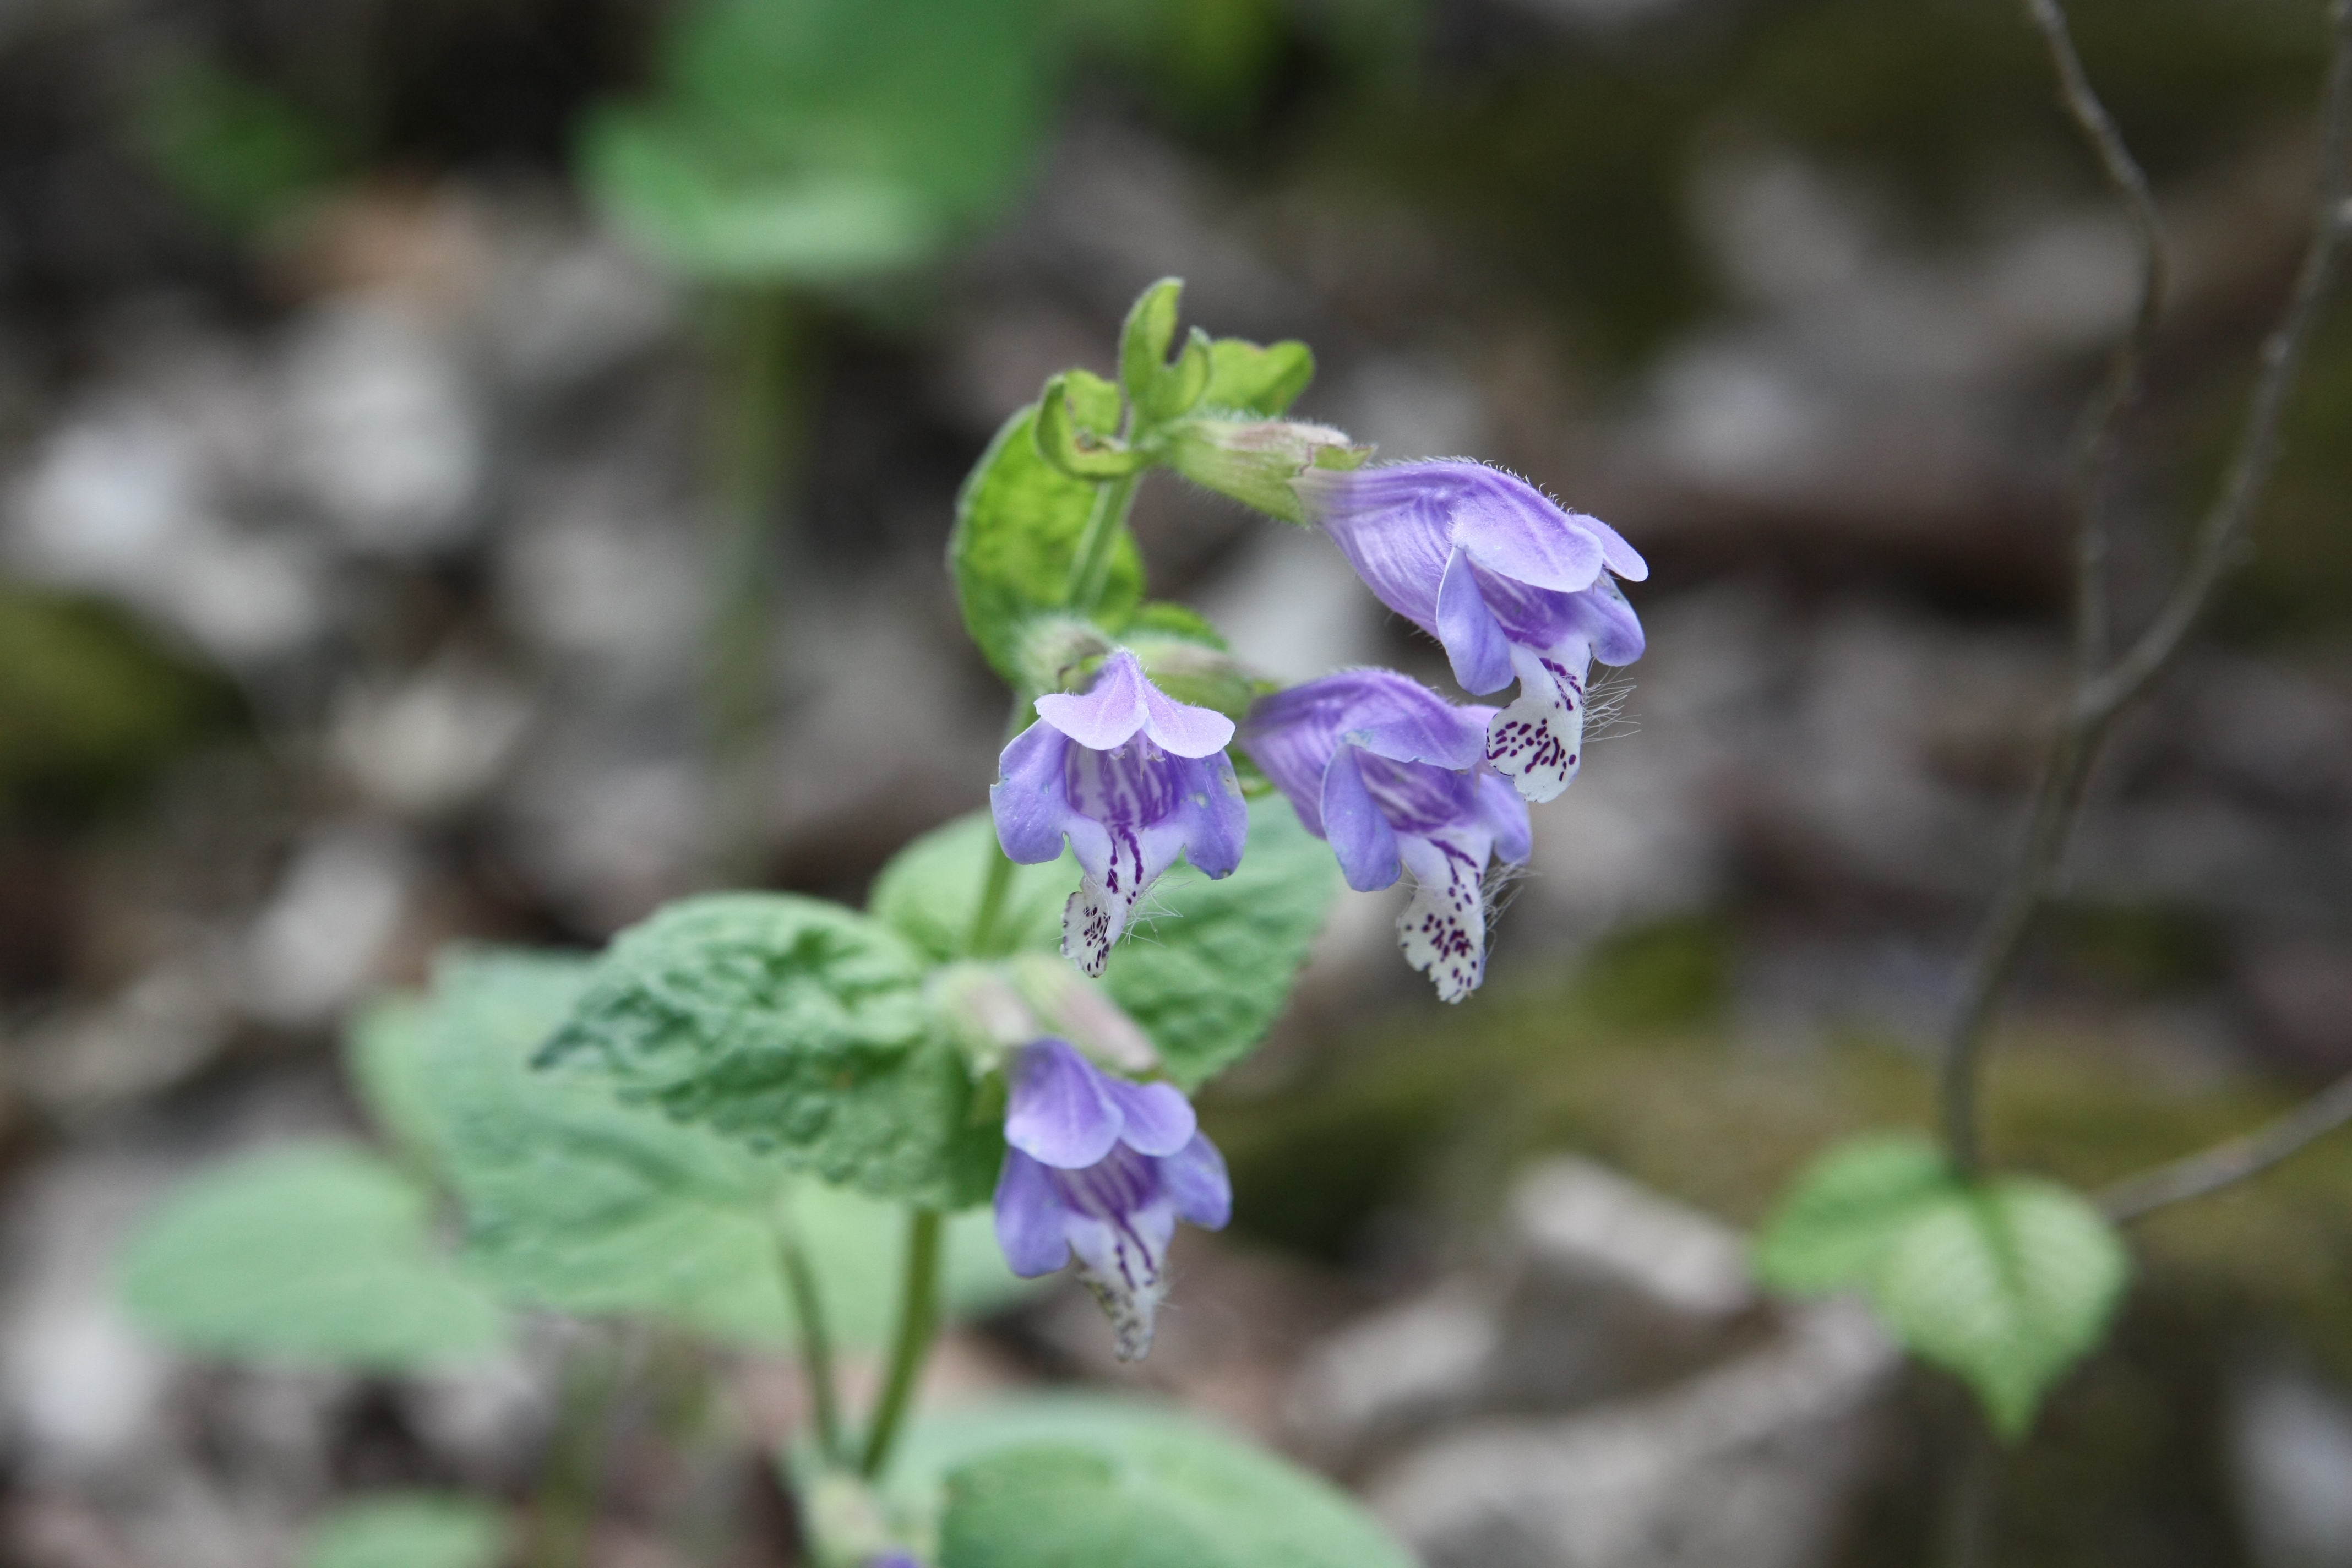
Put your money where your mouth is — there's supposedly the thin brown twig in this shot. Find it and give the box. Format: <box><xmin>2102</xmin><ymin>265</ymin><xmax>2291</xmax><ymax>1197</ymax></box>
<box><xmin>1938</xmin><ymin>0</ymin><xmax>2352</xmax><ymax>1178</ymax></box>
<box><xmin>2101</xmin><ymin>1070</ymin><xmax>2352</xmax><ymax>1223</ymax></box>
<box><xmin>2018</xmin><ymin>0</ymin><xmax>2169</xmax><ymax>680</ymax></box>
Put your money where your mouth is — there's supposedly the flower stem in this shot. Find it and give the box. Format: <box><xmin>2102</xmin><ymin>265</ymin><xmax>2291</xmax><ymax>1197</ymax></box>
<box><xmin>1065</xmin><ymin>472</ymin><xmax>1140</xmax><ymax>616</ymax></box>
<box><xmin>968</xmin><ymin>841</ymin><xmax>1019</xmax><ymax>959</ymax></box>
<box><xmin>773</xmin><ymin>1199</ymin><xmax>845</xmax><ymax>1465</ymax></box>
<box><xmin>701</xmin><ymin>284</ymin><xmax>807</xmax><ymax>885</ymax></box>
<box><xmin>858</xmin><ymin>1207</ymin><xmax>944</xmax><ymax>1480</ymax></box>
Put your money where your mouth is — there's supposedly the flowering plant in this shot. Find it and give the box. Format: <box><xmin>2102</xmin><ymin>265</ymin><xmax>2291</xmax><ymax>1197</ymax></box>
<box><xmin>112</xmin><ymin>277</ymin><xmax>1646</xmax><ymax>1567</ymax></box>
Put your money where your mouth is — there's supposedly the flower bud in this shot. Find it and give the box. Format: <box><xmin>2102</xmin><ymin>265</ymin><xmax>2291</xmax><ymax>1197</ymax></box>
<box><xmin>1165</xmin><ymin>417</ymin><xmax>1372</xmax><ymax>523</ymax></box>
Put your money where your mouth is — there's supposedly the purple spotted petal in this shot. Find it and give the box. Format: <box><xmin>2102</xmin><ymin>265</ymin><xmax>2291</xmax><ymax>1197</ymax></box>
<box><xmin>1436</xmin><ymin>547</ymin><xmax>1514</xmax><ymax>695</ymax></box>
<box><xmin>991</xmin><ymin>722</ymin><xmax>1078</xmax><ymax>865</ymax></box>
<box><xmin>1104</xmin><ymin>1077</ymin><xmax>1197</xmax><ymax>1156</ymax></box>
<box><xmin>1397</xmin><ymin>831</ymin><xmax>1491</xmax><ymax>1004</ymax></box>
<box><xmin>1005</xmin><ymin>1039</ymin><xmax>1123</xmax><ymax>1169</ymax></box>
<box><xmin>1321</xmin><ymin>745</ymin><xmax>1403</xmax><ymax>892</ymax></box>
<box><xmin>993</xmin><ymin>1150</ymin><xmax>1074</xmax><ymax>1277</ymax></box>
<box><xmin>1447</xmin><ymin>467</ymin><xmax>1606</xmax><ymax>594</ymax></box>
<box><xmin>1161</xmin><ymin>1133</ymin><xmax>1232</xmax><ymax>1229</ymax></box>
<box><xmin>1035</xmin><ymin>650</ymin><xmax>1152</xmax><ymax>750</ymax></box>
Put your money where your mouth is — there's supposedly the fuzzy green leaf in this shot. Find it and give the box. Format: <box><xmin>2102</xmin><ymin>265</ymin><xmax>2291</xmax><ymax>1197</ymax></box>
<box><xmin>1200</xmin><ymin>338</ymin><xmax>1315</xmax><ymax>416</ymax></box>
<box><xmin>870</xmin><ymin>814</ymin><xmax>1077</xmax><ymax>965</ymax></box>
<box><xmin>866</xmin><ymin>799</ymin><xmax>1333</xmax><ymax>1088</ymax></box>
<box><xmin>1756</xmin><ymin>1134</ymin><xmax>2130</xmax><ymax>1440</ymax></box>
<box><xmin>1102</xmin><ymin>796</ymin><xmax>1338</xmax><ymax>1088</ymax></box>
<box><xmin>1754</xmin><ymin>1134</ymin><xmax>1953</xmax><ymax>1294</ymax></box>
<box><xmin>950</xmin><ymin>404</ymin><xmax>1144</xmax><ymax>686</ymax></box>
<box><xmin>118</xmin><ymin>1144</ymin><xmax>504</xmax><ymax>1371</ymax></box>
<box><xmin>298</xmin><ymin>1494</ymin><xmax>502</xmax><ymax>1568</ymax></box>
<box><xmin>579</xmin><ymin>0</ymin><xmax>1049</xmax><ymax>282</ymax></box>
<box><xmin>891</xmin><ymin>1396</ymin><xmax>1415</xmax><ymax>1568</ymax></box>
<box><xmin>540</xmin><ymin>896</ymin><xmax>1001</xmax><ymax>1209</ymax></box>
<box><xmin>1877</xmin><ymin>1178</ymin><xmax>2131</xmax><ymax>1441</ymax></box>
<box><xmin>354</xmin><ymin>951</ymin><xmax>1027</xmax><ymax>1346</ymax></box>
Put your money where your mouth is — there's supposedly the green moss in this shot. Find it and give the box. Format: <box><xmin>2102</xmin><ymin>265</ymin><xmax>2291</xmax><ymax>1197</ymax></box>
<box><xmin>0</xmin><ymin>587</ymin><xmax>241</xmax><ymax>818</ymax></box>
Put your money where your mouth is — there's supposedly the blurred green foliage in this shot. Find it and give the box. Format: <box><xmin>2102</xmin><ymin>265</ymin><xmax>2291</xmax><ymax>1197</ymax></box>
<box><xmin>130</xmin><ymin>60</ymin><xmax>351</xmax><ymax>235</ymax></box>
<box><xmin>580</xmin><ymin>0</ymin><xmax>1055</xmax><ymax>284</ymax></box>
<box><xmin>2045</xmin><ymin>901</ymin><xmax>2225</xmax><ymax>999</ymax></box>
<box><xmin>1213</xmin><ymin>972</ymin><xmax>2352</xmax><ymax>1561</ymax></box>
<box><xmin>0</xmin><ymin>586</ymin><xmax>238</xmax><ymax>819</ymax></box>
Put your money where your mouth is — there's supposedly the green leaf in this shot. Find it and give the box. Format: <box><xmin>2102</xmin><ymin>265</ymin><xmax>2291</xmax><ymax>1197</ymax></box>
<box><xmin>360</xmin><ymin>951</ymin><xmax>1029</xmax><ymax>1346</ymax></box>
<box><xmin>1200</xmin><ymin>338</ymin><xmax>1315</xmax><ymax>416</ymax></box>
<box><xmin>298</xmin><ymin>1493</ymin><xmax>502</xmax><ymax>1568</ymax></box>
<box><xmin>867</xmin><ymin>802</ymin><xmax>1335</xmax><ymax>1088</ymax></box>
<box><xmin>950</xmin><ymin>404</ymin><xmax>1145</xmax><ymax>685</ymax></box>
<box><xmin>1037</xmin><ymin>377</ymin><xmax>1151</xmax><ymax>480</ymax></box>
<box><xmin>889</xmin><ymin>1396</ymin><xmax>1415</xmax><ymax>1568</ymax></box>
<box><xmin>1102</xmin><ymin>796</ymin><xmax>1338</xmax><ymax>1089</ymax></box>
<box><xmin>118</xmin><ymin>1144</ymin><xmax>505</xmax><ymax>1371</ymax></box>
<box><xmin>1877</xmin><ymin>1178</ymin><xmax>2131</xmax><ymax>1441</ymax></box>
<box><xmin>1755</xmin><ymin>1134</ymin><xmax>2131</xmax><ymax>1440</ymax></box>
<box><xmin>1119</xmin><ymin>279</ymin><xmax>1185</xmax><ymax>402</ymax></box>
<box><xmin>1754</xmin><ymin>1134</ymin><xmax>1952</xmax><ymax>1294</ymax></box>
<box><xmin>580</xmin><ymin>0</ymin><xmax>1050</xmax><ymax>283</ymax></box>
<box><xmin>1119</xmin><ymin>602</ymin><xmax>1228</xmax><ymax>650</ymax></box>
<box><xmin>871</xmin><ymin>815</ymin><xmax>1077</xmax><ymax>965</ymax></box>
<box><xmin>540</xmin><ymin>896</ymin><xmax>1001</xmax><ymax>1209</ymax></box>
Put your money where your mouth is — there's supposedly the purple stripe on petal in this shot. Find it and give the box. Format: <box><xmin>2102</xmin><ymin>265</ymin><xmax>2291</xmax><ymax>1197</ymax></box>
<box><xmin>1436</xmin><ymin>547</ymin><xmax>1514</xmax><ymax>695</ymax></box>
<box><xmin>1321</xmin><ymin>745</ymin><xmax>1403</xmax><ymax>892</ymax></box>
<box><xmin>1036</xmin><ymin>650</ymin><xmax>1152</xmax><ymax>750</ymax></box>
<box><xmin>1104</xmin><ymin>1078</ymin><xmax>1197</xmax><ymax>1156</ymax></box>
<box><xmin>994</xmin><ymin>1150</ymin><xmax>1075</xmax><ymax>1277</ymax></box>
<box><xmin>1295</xmin><ymin>465</ymin><xmax>1450</xmax><ymax>631</ymax></box>
<box><xmin>1005</xmin><ymin>1039</ymin><xmax>1124</xmax><ymax>1168</ymax></box>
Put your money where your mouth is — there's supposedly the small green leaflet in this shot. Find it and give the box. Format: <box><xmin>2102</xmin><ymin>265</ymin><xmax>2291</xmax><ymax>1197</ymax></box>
<box><xmin>1200</xmin><ymin>337</ymin><xmax>1314</xmax><ymax>416</ymax></box>
<box><xmin>538</xmin><ymin>896</ymin><xmax>1003</xmax><ymax>1210</ymax></box>
<box><xmin>868</xmin><ymin>798</ymin><xmax>1338</xmax><ymax>1090</ymax></box>
<box><xmin>579</xmin><ymin>0</ymin><xmax>1049</xmax><ymax>282</ymax></box>
<box><xmin>889</xmin><ymin>1396</ymin><xmax>1415</xmax><ymax>1568</ymax></box>
<box><xmin>949</xmin><ymin>403</ymin><xmax>1146</xmax><ymax>687</ymax></box>
<box><xmin>298</xmin><ymin>1494</ymin><xmax>503</xmax><ymax>1568</ymax></box>
<box><xmin>117</xmin><ymin>1143</ymin><xmax>505</xmax><ymax>1371</ymax></box>
<box><xmin>1756</xmin><ymin>1134</ymin><xmax>2132</xmax><ymax>1440</ymax></box>
<box><xmin>354</xmin><ymin>949</ymin><xmax>1026</xmax><ymax>1344</ymax></box>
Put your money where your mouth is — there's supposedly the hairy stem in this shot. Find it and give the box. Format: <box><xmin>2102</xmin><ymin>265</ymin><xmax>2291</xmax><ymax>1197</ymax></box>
<box><xmin>773</xmin><ymin>1201</ymin><xmax>845</xmax><ymax>1465</ymax></box>
<box><xmin>701</xmin><ymin>285</ymin><xmax>805</xmax><ymax>885</ymax></box>
<box><xmin>1937</xmin><ymin>0</ymin><xmax>2352</xmax><ymax>1178</ymax></box>
<box><xmin>1065</xmin><ymin>472</ymin><xmax>1141</xmax><ymax>616</ymax></box>
<box><xmin>858</xmin><ymin>1208</ymin><xmax>944</xmax><ymax>1479</ymax></box>
<box><xmin>967</xmin><ymin>844</ymin><xmax>1019</xmax><ymax>959</ymax></box>
<box><xmin>2100</xmin><ymin>1070</ymin><xmax>2352</xmax><ymax>1223</ymax></box>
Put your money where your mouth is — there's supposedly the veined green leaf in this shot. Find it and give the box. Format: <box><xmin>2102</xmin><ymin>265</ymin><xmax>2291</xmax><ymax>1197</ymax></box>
<box><xmin>118</xmin><ymin>1144</ymin><xmax>504</xmax><ymax>1371</ymax></box>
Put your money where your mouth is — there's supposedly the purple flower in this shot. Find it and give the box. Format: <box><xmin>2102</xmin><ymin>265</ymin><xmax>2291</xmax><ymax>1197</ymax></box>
<box><xmin>993</xmin><ymin>1038</ymin><xmax>1231</xmax><ymax>1360</ymax></box>
<box><xmin>1295</xmin><ymin>460</ymin><xmax>1646</xmax><ymax>804</ymax></box>
<box><xmin>1242</xmin><ymin>668</ymin><xmax>1531</xmax><ymax>1003</ymax></box>
<box><xmin>991</xmin><ymin>650</ymin><xmax>1249</xmax><ymax>976</ymax></box>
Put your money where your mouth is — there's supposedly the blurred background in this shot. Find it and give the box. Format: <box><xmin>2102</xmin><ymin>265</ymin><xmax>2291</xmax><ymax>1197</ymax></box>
<box><xmin>1</xmin><ymin>0</ymin><xmax>2349</xmax><ymax>1564</ymax></box>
